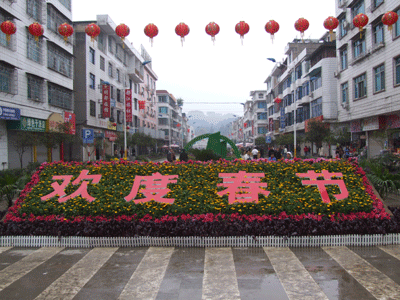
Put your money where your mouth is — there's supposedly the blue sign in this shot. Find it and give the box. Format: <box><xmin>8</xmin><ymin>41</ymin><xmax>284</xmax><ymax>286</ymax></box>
<box><xmin>266</xmin><ymin>136</ymin><xmax>272</xmax><ymax>143</ymax></box>
<box><xmin>280</xmin><ymin>107</ymin><xmax>286</xmax><ymax>129</ymax></box>
<box><xmin>0</xmin><ymin>106</ymin><xmax>20</xmax><ymax>121</ymax></box>
<box><xmin>82</xmin><ymin>129</ymin><xmax>94</xmax><ymax>144</ymax></box>
<box><xmin>111</xmin><ymin>100</ymin><xmax>116</xmax><ymax>107</ymax></box>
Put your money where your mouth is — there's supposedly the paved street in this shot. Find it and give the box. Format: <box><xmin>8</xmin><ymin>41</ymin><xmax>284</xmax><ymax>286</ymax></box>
<box><xmin>0</xmin><ymin>246</ymin><xmax>399</xmax><ymax>299</ymax></box>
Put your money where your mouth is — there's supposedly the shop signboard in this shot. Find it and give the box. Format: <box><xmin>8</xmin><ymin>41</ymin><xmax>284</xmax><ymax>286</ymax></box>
<box><xmin>362</xmin><ymin>117</ymin><xmax>379</xmax><ymax>131</ymax></box>
<box><xmin>125</xmin><ymin>89</ymin><xmax>132</xmax><ymax>123</ymax></box>
<box><xmin>64</xmin><ymin>112</ymin><xmax>76</xmax><ymax>135</ymax></box>
<box><xmin>0</xmin><ymin>106</ymin><xmax>20</xmax><ymax>120</ymax></box>
<box><xmin>7</xmin><ymin>116</ymin><xmax>46</xmax><ymax>132</ymax></box>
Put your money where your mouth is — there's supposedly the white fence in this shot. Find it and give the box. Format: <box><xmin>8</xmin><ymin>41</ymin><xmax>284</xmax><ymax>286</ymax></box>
<box><xmin>0</xmin><ymin>234</ymin><xmax>399</xmax><ymax>248</ymax></box>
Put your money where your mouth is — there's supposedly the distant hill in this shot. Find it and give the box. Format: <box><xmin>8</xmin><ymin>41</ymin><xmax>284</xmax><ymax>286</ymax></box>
<box><xmin>187</xmin><ymin>111</ymin><xmax>240</xmax><ymax>137</ymax></box>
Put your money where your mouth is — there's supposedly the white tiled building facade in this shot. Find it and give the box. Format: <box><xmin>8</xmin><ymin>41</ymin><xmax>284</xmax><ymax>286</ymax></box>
<box><xmin>336</xmin><ymin>0</ymin><xmax>400</xmax><ymax>157</ymax></box>
<box><xmin>1</xmin><ymin>0</ymin><xmax>74</xmax><ymax>168</ymax></box>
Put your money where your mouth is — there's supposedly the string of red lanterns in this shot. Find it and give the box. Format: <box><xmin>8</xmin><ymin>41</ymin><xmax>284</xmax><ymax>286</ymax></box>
<box><xmin>353</xmin><ymin>13</ymin><xmax>369</xmax><ymax>38</ymax></box>
<box><xmin>115</xmin><ymin>23</ymin><xmax>130</xmax><ymax>48</ymax></box>
<box><xmin>265</xmin><ymin>20</ymin><xmax>279</xmax><ymax>43</ymax></box>
<box><xmin>382</xmin><ymin>11</ymin><xmax>399</xmax><ymax>32</ymax></box>
<box><xmin>323</xmin><ymin>16</ymin><xmax>339</xmax><ymax>41</ymax></box>
<box><xmin>144</xmin><ymin>23</ymin><xmax>158</xmax><ymax>47</ymax></box>
<box><xmin>0</xmin><ymin>20</ymin><xmax>16</xmax><ymax>42</ymax></box>
<box><xmin>235</xmin><ymin>21</ymin><xmax>250</xmax><ymax>45</ymax></box>
<box><xmin>85</xmin><ymin>23</ymin><xmax>100</xmax><ymax>42</ymax></box>
<box><xmin>294</xmin><ymin>18</ymin><xmax>309</xmax><ymax>41</ymax></box>
<box><xmin>175</xmin><ymin>22</ymin><xmax>190</xmax><ymax>46</ymax></box>
<box><xmin>205</xmin><ymin>22</ymin><xmax>220</xmax><ymax>45</ymax></box>
<box><xmin>58</xmin><ymin>23</ymin><xmax>73</xmax><ymax>43</ymax></box>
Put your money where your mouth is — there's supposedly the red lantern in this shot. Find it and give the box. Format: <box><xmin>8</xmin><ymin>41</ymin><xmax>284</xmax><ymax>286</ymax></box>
<box><xmin>138</xmin><ymin>100</ymin><xmax>146</xmax><ymax>110</ymax></box>
<box><xmin>265</xmin><ymin>20</ymin><xmax>279</xmax><ymax>43</ymax></box>
<box><xmin>205</xmin><ymin>22</ymin><xmax>220</xmax><ymax>45</ymax></box>
<box><xmin>175</xmin><ymin>22</ymin><xmax>189</xmax><ymax>46</ymax></box>
<box><xmin>235</xmin><ymin>21</ymin><xmax>249</xmax><ymax>45</ymax></box>
<box><xmin>323</xmin><ymin>16</ymin><xmax>339</xmax><ymax>40</ymax></box>
<box><xmin>115</xmin><ymin>24</ymin><xmax>130</xmax><ymax>47</ymax></box>
<box><xmin>144</xmin><ymin>23</ymin><xmax>158</xmax><ymax>47</ymax></box>
<box><xmin>274</xmin><ymin>97</ymin><xmax>282</xmax><ymax>104</ymax></box>
<box><xmin>29</xmin><ymin>22</ymin><xmax>43</xmax><ymax>42</ymax></box>
<box><xmin>112</xmin><ymin>122</ymin><xmax>117</xmax><ymax>127</ymax></box>
<box><xmin>0</xmin><ymin>21</ymin><xmax>16</xmax><ymax>42</ymax></box>
<box><xmin>85</xmin><ymin>23</ymin><xmax>100</xmax><ymax>42</ymax></box>
<box><xmin>239</xmin><ymin>128</ymin><xmax>242</xmax><ymax>131</ymax></box>
<box><xmin>126</xmin><ymin>126</ymin><xmax>130</xmax><ymax>130</ymax></box>
<box><xmin>58</xmin><ymin>23</ymin><xmax>73</xmax><ymax>43</ymax></box>
<box><xmin>187</xmin><ymin>129</ymin><xmax>190</xmax><ymax>133</ymax></box>
<box><xmin>382</xmin><ymin>11</ymin><xmax>398</xmax><ymax>32</ymax></box>
<box><xmin>294</xmin><ymin>18</ymin><xmax>309</xmax><ymax>41</ymax></box>
<box><xmin>176</xmin><ymin>123</ymin><xmax>181</xmax><ymax>127</ymax></box>
<box><xmin>353</xmin><ymin>13</ymin><xmax>368</xmax><ymax>35</ymax></box>
<box><xmin>244</xmin><ymin>123</ymin><xmax>247</xmax><ymax>128</ymax></box>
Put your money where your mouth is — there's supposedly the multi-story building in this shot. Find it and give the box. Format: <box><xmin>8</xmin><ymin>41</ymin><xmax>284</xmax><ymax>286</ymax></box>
<box><xmin>265</xmin><ymin>34</ymin><xmax>337</xmax><ymax>155</ymax></box>
<box><xmin>335</xmin><ymin>0</ymin><xmax>400</xmax><ymax>157</ymax></box>
<box><xmin>73</xmin><ymin>15</ymin><xmax>159</xmax><ymax>160</ymax></box>
<box><xmin>156</xmin><ymin>90</ymin><xmax>183</xmax><ymax>148</ymax></box>
<box><xmin>1</xmin><ymin>0</ymin><xmax>74</xmax><ymax>169</ymax></box>
<box><xmin>250</xmin><ymin>90</ymin><xmax>268</xmax><ymax>139</ymax></box>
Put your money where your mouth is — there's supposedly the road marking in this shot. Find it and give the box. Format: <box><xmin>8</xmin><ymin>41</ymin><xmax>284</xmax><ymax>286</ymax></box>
<box><xmin>202</xmin><ymin>248</ymin><xmax>240</xmax><ymax>300</ymax></box>
<box><xmin>0</xmin><ymin>247</ymin><xmax>63</xmax><ymax>291</ymax></box>
<box><xmin>323</xmin><ymin>246</ymin><xmax>400</xmax><ymax>300</ymax></box>
<box><xmin>264</xmin><ymin>247</ymin><xmax>328</xmax><ymax>300</ymax></box>
<box><xmin>35</xmin><ymin>247</ymin><xmax>118</xmax><ymax>300</ymax></box>
<box><xmin>379</xmin><ymin>245</ymin><xmax>400</xmax><ymax>261</ymax></box>
<box><xmin>118</xmin><ymin>247</ymin><xmax>174</xmax><ymax>300</ymax></box>
<box><xmin>0</xmin><ymin>247</ymin><xmax>11</xmax><ymax>254</ymax></box>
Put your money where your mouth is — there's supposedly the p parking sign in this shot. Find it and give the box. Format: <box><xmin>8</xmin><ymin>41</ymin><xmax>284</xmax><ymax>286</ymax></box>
<box><xmin>82</xmin><ymin>129</ymin><xmax>94</xmax><ymax>144</ymax></box>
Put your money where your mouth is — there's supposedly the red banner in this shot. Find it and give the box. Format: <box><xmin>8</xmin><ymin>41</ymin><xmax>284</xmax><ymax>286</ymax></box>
<box><xmin>269</xmin><ymin>118</ymin><xmax>274</xmax><ymax>132</ymax></box>
<box><xmin>125</xmin><ymin>89</ymin><xmax>132</xmax><ymax>123</ymax></box>
<box><xmin>64</xmin><ymin>112</ymin><xmax>76</xmax><ymax>134</ymax></box>
<box><xmin>102</xmin><ymin>85</ymin><xmax>111</xmax><ymax>118</ymax></box>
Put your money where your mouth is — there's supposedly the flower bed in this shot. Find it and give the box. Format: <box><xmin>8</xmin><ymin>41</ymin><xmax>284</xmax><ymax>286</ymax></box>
<box><xmin>1</xmin><ymin>158</ymin><xmax>397</xmax><ymax>237</ymax></box>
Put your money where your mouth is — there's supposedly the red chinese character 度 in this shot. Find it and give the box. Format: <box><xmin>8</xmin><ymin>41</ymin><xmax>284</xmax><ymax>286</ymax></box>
<box><xmin>296</xmin><ymin>170</ymin><xmax>349</xmax><ymax>203</ymax></box>
<box><xmin>217</xmin><ymin>171</ymin><xmax>270</xmax><ymax>204</ymax></box>
<box><xmin>124</xmin><ymin>172</ymin><xmax>178</xmax><ymax>203</ymax></box>
<box><xmin>41</xmin><ymin>170</ymin><xmax>102</xmax><ymax>203</ymax></box>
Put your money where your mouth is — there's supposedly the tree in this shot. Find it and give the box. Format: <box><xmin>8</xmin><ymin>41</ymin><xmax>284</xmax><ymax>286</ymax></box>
<box><xmin>9</xmin><ymin>131</ymin><xmax>39</xmax><ymax>168</ymax></box>
<box><xmin>177</xmin><ymin>98</ymin><xmax>184</xmax><ymax>107</ymax></box>
<box><xmin>305</xmin><ymin>119</ymin><xmax>331</xmax><ymax>151</ymax></box>
<box><xmin>255</xmin><ymin>136</ymin><xmax>266</xmax><ymax>147</ymax></box>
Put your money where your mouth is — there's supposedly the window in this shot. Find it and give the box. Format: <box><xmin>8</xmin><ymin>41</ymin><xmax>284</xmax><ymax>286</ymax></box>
<box><xmin>117</xmin><ymin>110</ymin><xmax>123</xmax><ymax>124</ymax></box>
<box><xmin>341</xmin><ymin>82</ymin><xmax>349</xmax><ymax>104</ymax></box>
<box><xmin>48</xmin><ymin>82</ymin><xmax>73</xmax><ymax>109</ymax></box>
<box><xmin>351</xmin><ymin>0</ymin><xmax>365</xmax><ymax>19</ymax></box>
<box><xmin>353</xmin><ymin>35</ymin><xmax>366</xmax><ymax>58</ymax></box>
<box><xmin>100</xmin><ymin>56</ymin><xmax>105</xmax><ymax>71</ymax></box>
<box><xmin>89</xmin><ymin>73</ymin><xmax>95</xmax><ymax>89</ymax></box>
<box><xmin>395</xmin><ymin>57</ymin><xmax>400</xmax><ymax>86</ymax></box>
<box><xmin>117</xmin><ymin>89</ymin><xmax>121</xmax><ymax>102</ymax></box>
<box><xmin>0</xmin><ymin>62</ymin><xmax>16</xmax><ymax>94</ymax></box>
<box><xmin>58</xmin><ymin>0</ymin><xmax>71</xmax><ymax>11</ymax></box>
<box><xmin>258</xmin><ymin>93</ymin><xmax>264</xmax><ymax>99</ymax></box>
<box><xmin>116</xmin><ymin>69</ymin><xmax>120</xmax><ymax>82</ymax></box>
<box><xmin>373</xmin><ymin>22</ymin><xmax>384</xmax><ymax>45</ymax></box>
<box><xmin>258</xmin><ymin>127</ymin><xmax>268</xmax><ymax>134</ymax></box>
<box><xmin>47</xmin><ymin>42</ymin><xmax>73</xmax><ymax>77</ymax></box>
<box><xmin>47</xmin><ymin>4</ymin><xmax>69</xmax><ymax>34</ymax></box>
<box><xmin>396</xmin><ymin>8</ymin><xmax>400</xmax><ymax>38</ymax></box>
<box><xmin>311</xmin><ymin>76</ymin><xmax>322</xmax><ymax>91</ymax></box>
<box><xmin>27</xmin><ymin>30</ymin><xmax>42</xmax><ymax>63</ymax></box>
<box><xmin>134</xmin><ymin>98</ymin><xmax>137</xmax><ymax>110</ymax></box>
<box><xmin>108</xmin><ymin>36</ymin><xmax>115</xmax><ymax>54</ymax></box>
<box><xmin>158</xmin><ymin>95</ymin><xmax>167</xmax><ymax>103</ymax></box>
<box><xmin>296</xmin><ymin>87</ymin><xmax>302</xmax><ymax>100</ymax></box>
<box><xmin>302</xmin><ymin>82</ymin><xmax>310</xmax><ymax>96</ymax></box>
<box><xmin>159</xmin><ymin>107</ymin><xmax>168</xmax><ymax>114</ymax></box>
<box><xmin>311</xmin><ymin>98</ymin><xmax>322</xmax><ymax>118</ymax></box>
<box><xmin>108</xmin><ymin>63</ymin><xmax>113</xmax><ymax>77</ymax></box>
<box><xmin>338</xmin><ymin>15</ymin><xmax>347</xmax><ymax>38</ymax></box>
<box><xmin>295</xmin><ymin>65</ymin><xmax>302</xmax><ymax>79</ymax></box>
<box><xmin>373</xmin><ymin>0</ymin><xmax>383</xmax><ymax>9</ymax></box>
<box><xmin>268</xmin><ymin>106</ymin><xmax>274</xmax><ymax>116</ymax></box>
<box><xmin>0</xmin><ymin>11</ymin><xmax>14</xmax><ymax>49</ymax></box>
<box><xmin>89</xmin><ymin>47</ymin><xmax>95</xmax><ymax>64</ymax></box>
<box><xmin>27</xmin><ymin>74</ymin><xmax>44</xmax><ymax>101</ymax></box>
<box><xmin>90</xmin><ymin>100</ymin><xmax>96</xmax><ymax>117</ymax></box>
<box><xmin>374</xmin><ymin>64</ymin><xmax>385</xmax><ymax>92</ymax></box>
<box><xmin>116</xmin><ymin>44</ymin><xmax>123</xmax><ymax>61</ymax></box>
<box><xmin>296</xmin><ymin>107</ymin><xmax>304</xmax><ymax>123</ymax></box>
<box><xmin>98</xmin><ymin>33</ymin><xmax>106</xmax><ymax>52</ymax></box>
<box><xmin>354</xmin><ymin>73</ymin><xmax>367</xmax><ymax>99</ymax></box>
<box><xmin>257</xmin><ymin>101</ymin><xmax>266</xmax><ymax>108</ymax></box>
<box><xmin>257</xmin><ymin>112</ymin><xmax>267</xmax><ymax>120</ymax></box>
<box><xmin>27</xmin><ymin>0</ymin><xmax>42</xmax><ymax>22</ymax></box>
<box><xmin>340</xmin><ymin>47</ymin><xmax>348</xmax><ymax>70</ymax></box>
<box><xmin>110</xmin><ymin>85</ymin><xmax>115</xmax><ymax>100</ymax></box>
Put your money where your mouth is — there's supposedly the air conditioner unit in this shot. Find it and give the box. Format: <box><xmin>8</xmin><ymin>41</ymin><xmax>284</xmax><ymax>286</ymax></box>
<box><xmin>343</xmin><ymin>20</ymin><xmax>349</xmax><ymax>29</ymax></box>
<box><xmin>341</xmin><ymin>102</ymin><xmax>349</xmax><ymax>110</ymax></box>
<box><xmin>310</xmin><ymin>92</ymin><xmax>314</xmax><ymax>98</ymax></box>
<box><xmin>334</xmin><ymin>71</ymin><xmax>340</xmax><ymax>78</ymax></box>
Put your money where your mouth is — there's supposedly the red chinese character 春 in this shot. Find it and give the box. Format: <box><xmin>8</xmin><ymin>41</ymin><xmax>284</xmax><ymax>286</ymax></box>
<box><xmin>41</xmin><ymin>170</ymin><xmax>101</xmax><ymax>203</ymax></box>
<box><xmin>217</xmin><ymin>171</ymin><xmax>270</xmax><ymax>204</ymax></box>
<box><xmin>125</xmin><ymin>172</ymin><xmax>178</xmax><ymax>203</ymax></box>
<box><xmin>296</xmin><ymin>170</ymin><xmax>349</xmax><ymax>203</ymax></box>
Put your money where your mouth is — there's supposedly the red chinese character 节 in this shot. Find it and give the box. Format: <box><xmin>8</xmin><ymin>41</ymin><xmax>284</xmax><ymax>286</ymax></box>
<box><xmin>125</xmin><ymin>172</ymin><xmax>178</xmax><ymax>203</ymax></box>
<box><xmin>41</xmin><ymin>170</ymin><xmax>102</xmax><ymax>203</ymax></box>
<box><xmin>217</xmin><ymin>171</ymin><xmax>270</xmax><ymax>204</ymax></box>
<box><xmin>296</xmin><ymin>170</ymin><xmax>349</xmax><ymax>203</ymax></box>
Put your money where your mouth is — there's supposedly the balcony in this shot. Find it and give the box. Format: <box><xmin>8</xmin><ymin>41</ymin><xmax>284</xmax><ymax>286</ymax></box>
<box><xmin>128</xmin><ymin>66</ymin><xmax>144</xmax><ymax>83</ymax></box>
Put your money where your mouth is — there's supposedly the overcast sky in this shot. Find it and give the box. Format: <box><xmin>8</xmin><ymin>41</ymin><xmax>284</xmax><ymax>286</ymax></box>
<box><xmin>72</xmin><ymin>0</ymin><xmax>336</xmax><ymax>116</ymax></box>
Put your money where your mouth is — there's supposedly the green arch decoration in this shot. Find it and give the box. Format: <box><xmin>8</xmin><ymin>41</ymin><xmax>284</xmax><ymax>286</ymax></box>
<box><xmin>184</xmin><ymin>132</ymin><xmax>242</xmax><ymax>159</ymax></box>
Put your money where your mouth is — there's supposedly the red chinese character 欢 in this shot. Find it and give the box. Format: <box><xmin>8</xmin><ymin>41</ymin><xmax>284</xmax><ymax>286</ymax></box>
<box><xmin>296</xmin><ymin>170</ymin><xmax>349</xmax><ymax>203</ymax></box>
<box><xmin>41</xmin><ymin>170</ymin><xmax>101</xmax><ymax>203</ymax></box>
<box><xmin>124</xmin><ymin>172</ymin><xmax>178</xmax><ymax>203</ymax></box>
<box><xmin>217</xmin><ymin>171</ymin><xmax>270</xmax><ymax>204</ymax></box>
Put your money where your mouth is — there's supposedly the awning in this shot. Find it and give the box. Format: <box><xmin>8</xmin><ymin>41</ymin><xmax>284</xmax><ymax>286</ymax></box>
<box><xmin>306</xmin><ymin>66</ymin><xmax>321</xmax><ymax>78</ymax></box>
